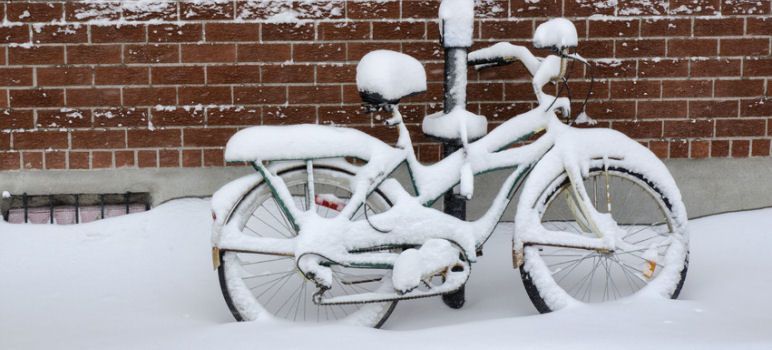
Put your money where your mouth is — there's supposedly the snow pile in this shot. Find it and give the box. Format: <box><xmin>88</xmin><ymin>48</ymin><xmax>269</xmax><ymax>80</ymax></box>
<box><xmin>356</xmin><ymin>50</ymin><xmax>427</xmax><ymax>102</ymax></box>
<box><xmin>2</xmin><ymin>200</ymin><xmax>772</xmax><ymax>349</ymax></box>
<box><xmin>533</xmin><ymin>18</ymin><xmax>579</xmax><ymax>49</ymax></box>
<box><xmin>439</xmin><ymin>0</ymin><xmax>475</xmax><ymax>47</ymax></box>
<box><xmin>392</xmin><ymin>239</ymin><xmax>460</xmax><ymax>292</ymax></box>
<box><xmin>422</xmin><ymin>107</ymin><xmax>488</xmax><ymax>140</ymax></box>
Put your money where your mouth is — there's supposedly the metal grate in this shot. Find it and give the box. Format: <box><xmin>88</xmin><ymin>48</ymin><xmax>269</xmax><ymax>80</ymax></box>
<box><xmin>1</xmin><ymin>192</ymin><xmax>150</xmax><ymax>224</ymax></box>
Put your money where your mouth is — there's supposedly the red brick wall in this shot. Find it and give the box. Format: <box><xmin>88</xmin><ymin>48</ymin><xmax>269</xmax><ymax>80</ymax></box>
<box><xmin>0</xmin><ymin>0</ymin><xmax>769</xmax><ymax>171</ymax></box>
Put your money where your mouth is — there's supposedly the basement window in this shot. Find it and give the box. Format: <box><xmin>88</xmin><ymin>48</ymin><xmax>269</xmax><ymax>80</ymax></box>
<box><xmin>1</xmin><ymin>192</ymin><xmax>151</xmax><ymax>224</ymax></box>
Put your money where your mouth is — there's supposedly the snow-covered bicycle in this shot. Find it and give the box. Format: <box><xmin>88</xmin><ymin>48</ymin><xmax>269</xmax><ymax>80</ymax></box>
<box><xmin>211</xmin><ymin>1</ymin><xmax>688</xmax><ymax>328</ymax></box>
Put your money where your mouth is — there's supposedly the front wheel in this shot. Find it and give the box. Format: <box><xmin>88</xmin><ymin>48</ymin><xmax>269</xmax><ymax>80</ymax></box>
<box><xmin>518</xmin><ymin>164</ymin><xmax>689</xmax><ymax>313</ymax></box>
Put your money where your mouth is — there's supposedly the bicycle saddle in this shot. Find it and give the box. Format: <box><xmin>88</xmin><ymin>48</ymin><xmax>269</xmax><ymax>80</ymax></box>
<box><xmin>356</xmin><ymin>50</ymin><xmax>427</xmax><ymax>108</ymax></box>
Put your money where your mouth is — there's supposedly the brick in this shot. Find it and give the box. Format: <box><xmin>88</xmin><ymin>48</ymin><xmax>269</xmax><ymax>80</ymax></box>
<box><xmin>711</xmin><ymin>140</ymin><xmax>729</xmax><ymax>157</ymax></box>
<box><xmin>9</xmin><ymin>46</ymin><xmax>65</xmax><ymax>65</ymax></box>
<box><xmin>715</xmin><ymin>119</ymin><xmax>765</xmax><ymax>137</ymax></box>
<box><xmin>288</xmin><ymin>85</ymin><xmax>341</xmax><ymax>104</ymax></box>
<box><xmin>71</xmin><ymin>130</ymin><xmax>125</xmax><ymax>149</ymax></box>
<box><xmin>610</xmin><ymin>80</ymin><xmax>661</xmax><ymax>99</ymax></box>
<box><xmin>318</xmin><ymin>105</ymin><xmax>366</xmax><ymax>125</ymax></box>
<box><xmin>690</xmin><ymin>100</ymin><xmax>738</xmax><ymax>118</ymax></box>
<box><xmin>263</xmin><ymin>106</ymin><xmax>316</xmax><ymax>125</ymax></box>
<box><xmin>207</xmin><ymin>107</ymin><xmax>261</xmax><ymax>126</ymax></box>
<box><xmin>182</xmin><ymin>149</ymin><xmax>202</xmax><ymax>167</ymax></box>
<box><xmin>91</xmin><ymin>24</ymin><xmax>146</xmax><ymax>43</ymax></box>
<box><xmin>65</xmin><ymin>2</ymin><xmax>121</xmax><ymax>22</ymax></box>
<box><xmin>127</xmin><ymin>129</ymin><xmax>181</xmax><ymax>148</ymax></box>
<box><xmin>319</xmin><ymin>22</ymin><xmax>371</xmax><ymax>40</ymax></box>
<box><xmin>741</xmin><ymin>98</ymin><xmax>771</xmax><ymax>117</ymax></box>
<box><xmin>469</xmin><ymin>82</ymin><xmax>504</xmax><ymax>101</ymax></box>
<box><xmin>719</xmin><ymin>39</ymin><xmax>769</xmax><ymax>56</ymax></box>
<box><xmin>619</xmin><ymin>0</ymin><xmax>667</xmax><ymax>15</ymax></box>
<box><xmin>0</xmin><ymin>152</ymin><xmax>21</xmax><ymax>170</ymax></box>
<box><xmin>13</xmin><ymin>131</ymin><xmax>68</xmax><ymax>150</ymax></box>
<box><xmin>0</xmin><ymin>25</ymin><xmax>31</xmax><ymax>43</ymax></box>
<box><xmin>615</xmin><ymin>39</ymin><xmax>666</xmax><ymax>58</ymax></box>
<box><xmin>0</xmin><ymin>68</ymin><xmax>34</xmax><ymax>87</ymax></box>
<box><xmin>234</xmin><ymin>86</ymin><xmax>286</xmax><ymax>104</ymax></box>
<box><xmin>694</xmin><ymin>18</ymin><xmax>744</xmax><ymax>36</ymax></box>
<box><xmin>124</xmin><ymin>87</ymin><xmax>177</xmax><ymax>106</ymax></box>
<box><xmin>662</xmin><ymin>80</ymin><xmax>712</xmax><ymax>98</ymax></box>
<box><xmin>580</xmin><ymin>101</ymin><xmax>637</xmax><ymax>120</ymax></box>
<box><xmin>752</xmin><ymin>139</ymin><xmax>771</xmax><ymax>157</ymax></box>
<box><xmin>0</xmin><ymin>109</ymin><xmax>34</xmax><ymax>129</ymax></box>
<box><xmin>580</xmin><ymin>40</ymin><xmax>614</xmax><ymax>58</ymax></box>
<box><xmin>91</xmin><ymin>151</ymin><xmax>113</xmax><ymax>168</ymax></box>
<box><xmin>9</xmin><ymin>89</ymin><xmax>64</xmax><ymax>108</ymax></box>
<box><xmin>32</xmin><ymin>24</ymin><xmax>88</xmax><ymax>44</ymax></box>
<box><xmin>744</xmin><ymin>58</ymin><xmax>772</xmax><ymax>76</ymax></box>
<box><xmin>592</xmin><ymin>59</ymin><xmax>636</xmax><ymax>79</ymax></box>
<box><xmin>95</xmin><ymin>66</ymin><xmax>149</xmax><ymax>86</ymax></box>
<box><xmin>511</xmin><ymin>0</ymin><xmax>561</xmax><ymax>17</ymax></box>
<box><xmin>670</xmin><ymin>140</ymin><xmax>689</xmax><ymax>158</ymax></box>
<box><xmin>403</xmin><ymin>42</ymin><xmax>444</xmax><ymax>61</ymax></box>
<box><xmin>203</xmin><ymin>149</ymin><xmax>224</xmax><ymax>167</ymax></box>
<box><xmin>68</xmin><ymin>151</ymin><xmax>90</xmax><ymax>169</ymax></box>
<box><xmin>721</xmin><ymin>0</ymin><xmax>770</xmax><ymax>14</ymax></box>
<box><xmin>262</xmin><ymin>23</ymin><xmax>315</xmax><ymax>41</ymax></box>
<box><xmin>124</xmin><ymin>2</ymin><xmax>177</xmax><ymax>21</ymax></box>
<box><xmin>115</xmin><ymin>150</ymin><xmax>135</xmax><ymax>168</ymax></box>
<box><xmin>237</xmin><ymin>44</ymin><xmax>291</xmax><ymax>62</ymax></box>
<box><xmin>294</xmin><ymin>43</ymin><xmax>346</xmax><ymax>62</ymax></box>
<box><xmin>612</xmin><ymin>121</ymin><xmax>663</xmax><ymax>138</ymax></box>
<box><xmin>317</xmin><ymin>65</ymin><xmax>356</xmax><ymax>84</ymax></box>
<box><xmin>126</xmin><ymin>45</ymin><xmax>180</xmax><ymax>64</ymax></box>
<box><xmin>589</xmin><ymin>20</ymin><xmax>639</xmax><ymax>38</ymax></box>
<box><xmin>7</xmin><ymin>2</ymin><xmax>63</xmax><ymax>22</ymax></box>
<box><xmin>152</xmin><ymin>66</ymin><xmax>205</xmax><ymax>85</ymax></box>
<box><xmin>670</xmin><ymin>0</ymin><xmax>720</xmax><ymax>15</ymax></box>
<box><xmin>37</xmin><ymin>109</ymin><xmax>91</xmax><ymax>128</ymax></box>
<box><xmin>44</xmin><ymin>151</ymin><xmax>67</xmax><ymax>169</ymax></box>
<box><xmin>640</xmin><ymin>18</ymin><xmax>691</xmax><ymax>37</ymax></box>
<box><xmin>373</xmin><ymin>21</ymin><xmax>426</xmax><ymax>40</ymax></box>
<box><xmin>347</xmin><ymin>1</ymin><xmax>399</xmax><ymax>19</ymax></box>
<box><xmin>731</xmin><ymin>140</ymin><xmax>750</xmax><ymax>157</ymax></box>
<box><xmin>714</xmin><ymin>80</ymin><xmax>765</xmax><ymax>97</ymax></box>
<box><xmin>182</xmin><ymin>44</ymin><xmax>236</xmax><ymax>63</ymax></box>
<box><xmin>183</xmin><ymin>128</ymin><xmax>237</xmax><ymax>147</ymax></box>
<box><xmin>401</xmin><ymin>1</ymin><xmax>438</xmax><ymax>19</ymax></box>
<box><xmin>638</xmin><ymin>100</ymin><xmax>688</xmax><ymax>119</ymax></box>
<box><xmin>22</xmin><ymin>152</ymin><xmax>43</xmax><ymax>170</ymax></box>
<box><xmin>667</xmin><ymin>39</ymin><xmax>717</xmax><ymax>57</ymax></box>
<box><xmin>747</xmin><ymin>17</ymin><xmax>771</xmax><ymax>36</ymax></box>
<box><xmin>37</xmin><ymin>67</ymin><xmax>93</xmax><ymax>86</ymax></box>
<box><xmin>67</xmin><ymin>45</ymin><xmax>122</xmax><ymax>64</ymax></box>
<box><xmin>690</xmin><ymin>140</ymin><xmax>710</xmax><ymax>158</ymax></box>
<box><xmin>159</xmin><ymin>149</ymin><xmax>179</xmax><ymax>168</ymax></box>
<box><xmin>691</xmin><ymin>58</ymin><xmax>742</xmax><ymax>77</ymax></box>
<box><xmin>149</xmin><ymin>24</ymin><xmax>203</xmax><ymax>42</ymax></box>
<box><xmin>178</xmin><ymin>86</ymin><xmax>232</xmax><ymax>105</ymax></box>
<box><xmin>205</xmin><ymin>23</ymin><xmax>260</xmax><ymax>42</ymax></box>
<box><xmin>664</xmin><ymin>119</ymin><xmax>714</xmax><ymax>138</ymax></box>
<box><xmin>639</xmin><ymin>59</ymin><xmax>688</xmax><ymax>78</ymax></box>
<box><xmin>151</xmin><ymin>108</ymin><xmax>205</xmax><ymax>127</ymax></box>
<box><xmin>347</xmin><ymin>42</ymin><xmax>401</xmax><ymax>61</ymax></box>
<box><xmin>262</xmin><ymin>65</ymin><xmax>315</xmax><ymax>84</ymax></box>
<box><xmin>480</xmin><ymin>20</ymin><xmax>532</xmax><ymax>39</ymax></box>
<box><xmin>137</xmin><ymin>150</ymin><xmax>158</xmax><ymax>168</ymax></box>
<box><xmin>94</xmin><ymin>108</ymin><xmax>148</xmax><ymax>127</ymax></box>
<box><xmin>66</xmin><ymin>88</ymin><xmax>121</xmax><ymax>107</ymax></box>
<box><xmin>180</xmin><ymin>1</ymin><xmax>234</xmax><ymax>20</ymax></box>
<box><xmin>207</xmin><ymin>65</ymin><xmax>261</xmax><ymax>84</ymax></box>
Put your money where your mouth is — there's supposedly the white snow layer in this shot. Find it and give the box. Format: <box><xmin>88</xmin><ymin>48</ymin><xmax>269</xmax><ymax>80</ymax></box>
<box><xmin>356</xmin><ymin>50</ymin><xmax>427</xmax><ymax>102</ymax></box>
<box><xmin>533</xmin><ymin>18</ymin><xmax>579</xmax><ymax>49</ymax></box>
<box><xmin>422</xmin><ymin>107</ymin><xmax>488</xmax><ymax>140</ymax></box>
<box><xmin>439</xmin><ymin>0</ymin><xmax>475</xmax><ymax>47</ymax></box>
<box><xmin>2</xmin><ymin>200</ymin><xmax>772</xmax><ymax>349</ymax></box>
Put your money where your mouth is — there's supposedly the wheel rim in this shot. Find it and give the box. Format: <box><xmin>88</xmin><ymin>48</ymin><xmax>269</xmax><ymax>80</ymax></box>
<box><xmin>222</xmin><ymin>168</ymin><xmax>395</xmax><ymax>324</ymax></box>
<box><xmin>531</xmin><ymin>169</ymin><xmax>677</xmax><ymax>304</ymax></box>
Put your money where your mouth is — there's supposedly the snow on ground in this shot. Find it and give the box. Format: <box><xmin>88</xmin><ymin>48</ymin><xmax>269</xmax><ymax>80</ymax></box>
<box><xmin>1</xmin><ymin>199</ymin><xmax>771</xmax><ymax>349</ymax></box>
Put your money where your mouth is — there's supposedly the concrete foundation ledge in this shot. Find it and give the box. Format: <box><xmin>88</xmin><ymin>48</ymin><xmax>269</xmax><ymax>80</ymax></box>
<box><xmin>1</xmin><ymin>157</ymin><xmax>771</xmax><ymax>219</ymax></box>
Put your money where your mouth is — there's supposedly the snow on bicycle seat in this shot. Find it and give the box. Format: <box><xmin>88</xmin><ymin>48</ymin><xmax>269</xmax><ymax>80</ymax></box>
<box><xmin>356</xmin><ymin>50</ymin><xmax>427</xmax><ymax>106</ymax></box>
<box><xmin>533</xmin><ymin>18</ymin><xmax>578</xmax><ymax>49</ymax></box>
<box><xmin>224</xmin><ymin>124</ymin><xmax>399</xmax><ymax>162</ymax></box>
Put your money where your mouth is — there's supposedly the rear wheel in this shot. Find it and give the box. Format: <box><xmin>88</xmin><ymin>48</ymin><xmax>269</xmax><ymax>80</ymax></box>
<box><xmin>217</xmin><ymin>165</ymin><xmax>397</xmax><ymax>327</ymax></box>
<box><xmin>519</xmin><ymin>166</ymin><xmax>688</xmax><ymax>313</ymax></box>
